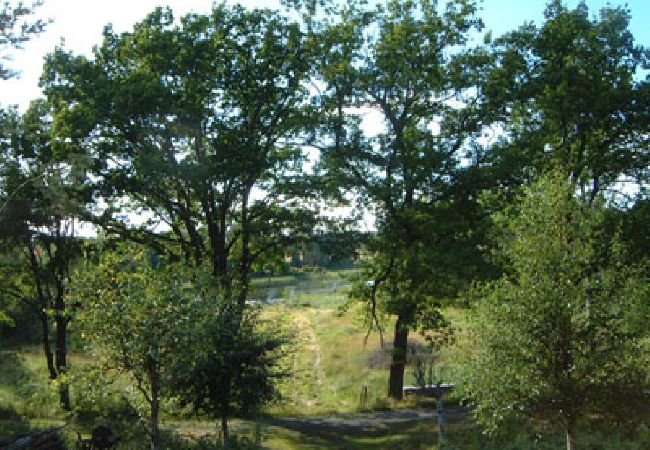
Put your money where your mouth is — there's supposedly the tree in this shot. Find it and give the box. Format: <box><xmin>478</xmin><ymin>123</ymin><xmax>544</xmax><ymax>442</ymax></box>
<box><xmin>41</xmin><ymin>6</ymin><xmax>316</xmax><ymax>422</ymax></box>
<box><xmin>0</xmin><ymin>0</ymin><xmax>48</xmax><ymax>79</ymax></box>
<box><xmin>483</xmin><ymin>0</ymin><xmax>649</xmax><ymax>201</ymax></box>
<box><xmin>0</xmin><ymin>100</ymin><xmax>87</xmax><ymax>410</ymax></box>
<box><xmin>72</xmin><ymin>246</ymin><xmax>289</xmax><ymax>447</ymax></box>
<box><xmin>41</xmin><ymin>5</ymin><xmax>316</xmax><ymax>312</ymax></box>
<box><xmin>171</xmin><ymin>305</ymin><xmax>289</xmax><ymax>444</ymax></box>
<box><xmin>308</xmin><ymin>0</ymin><xmax>494</xmax><ymax>399</ymax></box>
<box><xmin>0</xmin><ymin>0</ymin><xmax>48</xmax><ymax>330</ymax></box>
<box><xmin>71</xmin><ymin>248</ymin><xmax>199</xmax><ymax>450</ymax></box>
<box><xmin>458</xmin><ymin>171</ymin><xmax>649</xmax><ymax>450</ymax></box>
<box><xmin>39</xmin><ymin>6</ymin><xmax>320</xmax><ymax>433</ymax></box>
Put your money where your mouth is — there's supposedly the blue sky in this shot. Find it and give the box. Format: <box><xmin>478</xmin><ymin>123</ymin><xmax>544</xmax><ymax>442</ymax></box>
<box><xmin>482</xmin><ymin>0</ymin><xmax>649</xmax><ymax>43</ymax></box>
<box><xmin>0</xmin><ymin>0</ymin><xmax>647</xmax><ymax>110</ymax></box>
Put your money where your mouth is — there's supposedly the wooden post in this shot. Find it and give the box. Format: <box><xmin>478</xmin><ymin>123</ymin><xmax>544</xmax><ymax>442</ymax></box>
<box><xmin>359</xmin><ymin>383</ymin><xmax>368</xmax><ymax>409</ymax></box>
<box><xmin>436</xmin><ymin>382</ymin><xmax>446</xmax><ymax>447</ymax></box>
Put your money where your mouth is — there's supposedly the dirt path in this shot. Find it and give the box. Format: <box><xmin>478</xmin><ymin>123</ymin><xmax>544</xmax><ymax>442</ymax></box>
<box><xmin>268</xmin><ymin>409</ymin><xmax>437</xmax><ymax>430</ymax></box>
<box><xmin>264</xmin><ymin>406</ymin><xmax>467</xmax><ymax>434</ymax></box>
<box><xmin>169</xmin><ymin>406</ymin><xmax>467</xmax><ymax>435</ymax></box>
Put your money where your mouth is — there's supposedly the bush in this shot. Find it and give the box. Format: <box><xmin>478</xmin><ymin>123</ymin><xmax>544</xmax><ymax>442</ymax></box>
<box><xmin>71</xmin><ymin>378</ymin><xmax>146</xmax><ymax>447</ymax></box>
<box><xmin>161</xmin><ymin>433</ymin><xmax>262</xmax><ymax>450</ymax></box>
<box><xmin>448</xmin><ymin>416</ymin><xmax>650</xmax><ymax>450</ymax></box>
<box><xmin>0</xmin><ymin>402</ymin><xmax>20</xmax><ymax>421</ymax></box>
<box><xmin>73</xmin><ymin>391</ymin><xmax>139</xmax><ymax>424</ymax></box>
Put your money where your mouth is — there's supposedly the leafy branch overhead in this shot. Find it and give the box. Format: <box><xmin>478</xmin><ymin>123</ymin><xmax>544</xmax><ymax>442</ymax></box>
<box><xmin>0</xmin><ymin>0</ymin><xmax>49</xmax><ymax>79</ymax></box>
<box><xmin>0</xmin><ymin>1</ymin><xmax>647</xmax><ymax>448</ymax></box>
<box><xmin>42</xmin><ymin>5</ymin><xmax>318</xmax><ymax>308</ymax></box>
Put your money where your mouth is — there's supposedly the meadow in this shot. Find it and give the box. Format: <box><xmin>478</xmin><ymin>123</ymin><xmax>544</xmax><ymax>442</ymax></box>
<box><xmin>1</xmin><ymin>269</ymin><xmax>648</xmax><ymax>449</ymax></box>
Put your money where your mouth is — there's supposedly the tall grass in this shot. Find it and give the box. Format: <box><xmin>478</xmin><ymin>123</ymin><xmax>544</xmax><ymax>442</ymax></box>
<box><xmin>1</xmin><ymin>269</ymin><xmax>648</xmax><ymax>449</ymax></box>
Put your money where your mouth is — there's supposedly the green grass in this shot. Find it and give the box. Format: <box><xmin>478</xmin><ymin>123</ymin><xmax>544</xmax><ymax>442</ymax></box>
<box><xmin>258</xmin><ymin>418</ymin><xmax>440</xmax><ymax>449</ymax></box>
<box><xmin>251</xmin><ymin>268</ymin><xmax>356</xmax><ymax>287</ymax></box>
<box><xmin>2</xmin><ymin>268</ymin><xmax>648</xmax><ymax>449</ymax></box>
<box><xmin>0</xmin><ymin>348</ymin><xmax>62</xmax><ymax>421</ymax></box>
<box><xmin>265</xmin><ymin>302</ymin><xmax>393</xmax><ymax>415</ymax></box>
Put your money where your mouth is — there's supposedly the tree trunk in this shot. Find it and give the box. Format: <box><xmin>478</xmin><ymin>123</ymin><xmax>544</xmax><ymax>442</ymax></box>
<box><xmin>436</xmin><ymin>388</ymin><xmax>446</xmax><ymax>446</ymax></box>
<box><xmin>58</xmin><ymin>381</ymin><xmax>70</xmax><ymax>412</ymax></box>
<box><xmin>55</xmin><ymin>309</ymin><xmax>70</xmax><ymax>410</ymax></box>
<box><xmin>565</xmin><ymin>420</ymin><xmax>575</xmax><ymax>450</ymax></box>
<box><xmin>237</xmin><ymin>185</ymin><xmax>252</xmax><ymax>311</ymax></box>
<box><xmin>221</xmin><ymin>410</ymin><xmax>230</xmax><ymax>445</ymax></box>
<box><xmin>388</xmin><ymin>315</ymin><xmax>409</xmax><ymax>400</ymax></box>
<box><xmin>41</xmin><ymin>314</ymin><xmax>57</xmax><ymax>379</ymax></box>
<box><xmin>30</xmin><ymin>242</ymin><xmax>58</xmax><ymax>382</ymax></box>
<box><xmin>150</xmin><ymin>378</ymin><xmax>160</xmax><ymax>450</ymax></box>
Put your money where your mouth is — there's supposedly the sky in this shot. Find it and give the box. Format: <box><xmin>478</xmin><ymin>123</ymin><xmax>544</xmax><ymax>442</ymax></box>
<box><xmin>1</xmin><ymin>0</ymin><xmax>645</xmax><ymax>234</ymax></box>
<box><xmin>0</xmin><ymin>0</ymin><xmax>648</xmax><ymax>112</ymax></box>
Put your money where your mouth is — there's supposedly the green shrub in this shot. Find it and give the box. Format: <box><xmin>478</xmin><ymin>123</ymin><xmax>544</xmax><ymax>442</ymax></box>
<box><xmin>0</xmin><ymin>402</ymin><xmax>20</xmax><ymax>421</ymax></box>
<box><xmin>162</xmin><ymin>433</ymin><xmax>261</xmax><ymax>450</ymax></box>
<box><xmin>73</xmin><ymin>391</ymin><xmax>139</xmax><ymax>424</ymax></box>
<box><xmin>71</xmin><ymin>380</ymin><xmax>145</xmax><ymax>446</ymax></box>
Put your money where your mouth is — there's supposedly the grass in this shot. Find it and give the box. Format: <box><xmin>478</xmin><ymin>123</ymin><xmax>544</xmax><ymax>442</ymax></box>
<box><xmin>266</xmin><ymin>301</ymin><xmax>391</xmax><ymax>415</ymax></box>
<box><xmin>258</xmin><ymin>418</ymin><xmax>440</xmax><ymax>449</ymax></box>
<box><xmin>1</xmin><ymin>268</ymin><xmax>649</xmax><ymax>449</ymax></box>
<box><xmin>0</xmin><ymin>349</ymin><xmax>62</xmax><ymax>421</ymax></box>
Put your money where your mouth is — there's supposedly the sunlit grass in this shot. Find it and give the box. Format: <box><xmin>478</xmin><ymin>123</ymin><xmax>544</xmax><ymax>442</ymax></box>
<box><xmin>2</xmin><ymin>269</ymin><xmax>648</xmax><ymax>449</ymax></box>
<box><xmin>0</xmin><ymin>348</ymin><xmax>61</xmax><ymax>420</ymax></box>
<box><xmin>265</xmin><ymin>301</ymin><xmax>392</xmax><ymax>415</ymax></box>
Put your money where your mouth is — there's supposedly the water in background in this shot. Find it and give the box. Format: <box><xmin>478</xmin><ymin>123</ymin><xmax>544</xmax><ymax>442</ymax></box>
<box><xmin>248</xmin><ymin>271</ymin><xmax>353</xmax><ymax>305</ymax></box>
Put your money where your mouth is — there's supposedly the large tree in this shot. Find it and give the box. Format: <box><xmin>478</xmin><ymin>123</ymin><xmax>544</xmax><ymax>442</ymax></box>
<box><xmin>40</xmin><ymin>4</ymin><xmax>317</xmax><ymax>421</ymax></box>
<box><xmin>483</xmin><ymin>0</ymin><xmax>649</xmax><ymax>200</ymax></box>
<box><xmin>0</xmin><ymin>100</ymin><xmax>87</xmax><ymax>410</ymax></box>
<box><xmin>41</xmin><ymin>4</ymin><xmax>316</xmax><ymax>312</ymax></box>
<box><xmin>0</xmin><ymin>0</ymin><xmax>48</xmax><ymax>328</ymax></box>
<box><xmin>459</xmin><ymin>171</ymin><xmax>649</xmax><ymax>450</ymax></box>
<box><xmin>308</xmin><ymin>0</ymin><xmax>494</xmax><ymax>399</ymax></box>
<box><xmin>0</xmin><ymin>0</ymin><xmax>76</xmax><ymax>411</ymax></box>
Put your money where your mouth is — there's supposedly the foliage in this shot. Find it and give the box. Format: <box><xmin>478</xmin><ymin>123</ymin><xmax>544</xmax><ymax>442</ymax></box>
<box><xmin>171</xmin><ymin>301</ymin><xmax>291</xmax><ymax>443</ymax></box>
<box><xmin>448</xmin><ymin>416</ymin><xmax>650</xmax><ymax>450</ymax></box>
<box><xmin>0</xmin><ymin>0</ymin><xmax>48</xmax><ymax>79</ymax></box>
<box><xmin>458</xmin><ymin>171</ymin><xmax>650</xmax><ymax>448</ymax></box>
<box><xmin>70</xmin><ymin>247</ymin><xmax>200</xmax><ymax>449</ymax></box>
<box><xmin>0</xmin><ymin>309</ymin><xmax>12</xmax><ymax>327</ymax></box>
<box><xmin>306</xmin><ymin>0</ymin><xmax>496</xmax><ymax>398</ymax></box>
<box><xmin>0</xmin><ymin>100</ymin><xmax>89</xmax><ymax>410</ymax></box>
<box><xmin>1</xmin><ymin>1</ymin><xmax>649</xmax><ymax>448</ymax></box>
<box><xmin>606</xmin><ymin>197</ymin><xmax>650</xmax><ymax>274</ymax></box>
<box><xmin>71</xmin><ymin>246</ymin><xmax>290</xmax><ymax>447</ymax></box>
<box><xmin>484</xmin><ymin>0</ymin><xmax>649</xmax><ymax>199</ymax></box>
<box><xmin>40</xmin><ymin>6</ymin><xmax>318</xmax><ymax>428</ymax></box>
<box><xmin>41</xmin><ymin>4</ymin><xmax>317</xmax><ymax>308</ymax></box>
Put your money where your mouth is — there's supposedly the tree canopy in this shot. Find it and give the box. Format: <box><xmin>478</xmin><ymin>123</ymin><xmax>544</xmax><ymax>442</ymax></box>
<box><xmin>484</xmin><ymin>0</ymin><xmax>649</xmax><ymax>200</ymax></box>
<box><xmin>309</xmin><ymin>0</ymin><xmax>497</xmax><ymax>398</ymax></box>
<box><xmin>0</xmin><ymin>0</ymin><xmax>48</xmax><ymax>79</ymax></box>
<box><xmin>459</xmin><ymin>170</ymin><xmax>649</xmax><ymax>450</ymax></box>
<box><xmin>42</xmin><ymin>4</ymin><xmax>317</xmax><ymax>308</ymax></box>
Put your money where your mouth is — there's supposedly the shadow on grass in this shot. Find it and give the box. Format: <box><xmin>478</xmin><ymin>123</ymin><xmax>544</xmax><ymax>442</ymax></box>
<box><xmin>261</xmin><ymin>417</ymin><xmax>438</xmax><ymax>449</ymax></box>
<box><xmin>0</xmin><ymin>351</ymin><xmax>33</xmax><ymax>388</ymax></box>
<box><xmin>0</xmin><ymin>352</ymin><xmax>31</xmax><ymax>433</ymax></box>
